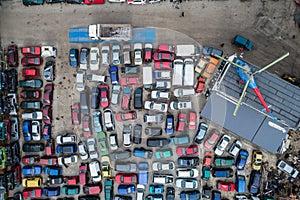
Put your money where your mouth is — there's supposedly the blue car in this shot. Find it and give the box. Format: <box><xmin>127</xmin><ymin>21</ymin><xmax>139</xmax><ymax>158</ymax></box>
<box><xmin>165</xmin><ymin>114</ymin><xmax>174</xmax><ymax>134</ymax></box>
<box><xmin>236</xmin><ymin>149</ymin><xmax>249</xmax><ymax>170</ymax></box>
<box><xmin>44</xmin><ymin>166</ymin><xmax>63</xmax><ymax>176</ymax></box>
<box><xmin>43</xmin><ymin>187</ymin><xmax>60</xmax><ymax>197</ymax></box>
<box><xmin>180</xmin><ymin>190</ymin><xmax>200</xmax><ymax>200</ymax></box>
<box><xmin>22</xmin><ymin>121</ymin><xmax>32</xmax><ymax>141</ymax></box>
<box><xmin>69</xmin><ymin>49</ymin><xmax>78</xmax><ymax>67</ymax></box>
<box><xmin>109</xmin><ymin>66</ymin><xmax>119</xmax><ymax>85</ymax></box>
<box><xmin>211</xmin><ymin>191</ymin><xmax>221</xmax><ymax>200</ymax></box>
<box><xmin>22</xmin><ymin>165</ymin><xmax>42</xmax><ymax>176</ymax></box>
<box><xmin>56</xmin><ymin>144</ymin><xmax>77</xmax><ymax>154</ymax></box>
<box><xmin>118</xmin><ymin>185</ymin><xmax>135</xmax><ymax>195</ymax></box>
<box><xmin>43</xmin><ymin>124</ymin><xmax>52</xmax><ymax>140</ymax></box>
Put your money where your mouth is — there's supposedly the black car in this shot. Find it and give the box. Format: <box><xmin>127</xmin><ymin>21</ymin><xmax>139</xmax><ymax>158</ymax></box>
<box><xmin>10</xmin><ymin>142</ymin><xmax>21</xmax><ymax>164</ymax></box>
<box><xmin>202</xmin><ymin>185</ymin><xmax>212</xmax><ymax>199</ymax></box>
<box><xmin>20</xmin><ymin>90</ymin><xmax>40</xmax><ymax>99</ymax></box>
<box><xmin>179</xmin><ymin>191</ymin><xmax>200</xmax><ymax>200</ymax></box>
<box><xmin>211</xmin><ymin>190</ymin><xmax>221</xmax><ymax>200</ymax></box>
<box><xmin>0</xmin><ymin>71</ymin><xmax>8</xmax><ymax>91</ymax></box>
<box><xmin>22</xmin><ymin>143</ymin><xmax>44</xmax><ymax>152</ymax></box>
<box><xmin>6</xmin><ymin>69</ymin><xmax>18</xmax><ymax>92</ymax></box>
<box><xmin>45</xmin><ymin>0</ymin><xmax>65</xmax><ymax>3</ymax></box>
<box><xmin>249</xmin><ymin>170</ymin><xmax>262</xmax><ymax>195</ymax></box>
<box><xmin>44</xmin><ymin>60</ymin><xmax>55</xmax><ymax>82</ymax></box>
<box><xmin>48</xmin><ymin>176</ymin><xmax>64</xmax><ymax>185</ymax></box>
<box><xmin>202</xmin><ymin>46</ymin><xmax>223</xmax><ymax>57</ymax></box>
<box><xmin>177</xmin><ymin>157</ymin><xmax>200</xmax><ymax>167</ymax></box>
<box><xmin>22</xmin><ymin>0</ymin><xmax>44</xmax><ymax>6</ymax></box>
<box><xmin>146</xmin><ymin>138</ymin><xmax>169</xmax><ymax>147</ymax></box>
<box><xmin>166</xmin><ymin>187</ymin><xmax>175</xmax><ymax>200</ymax></box>
<box><xmin>10</xmin><ymin>117</ymin><xmax>19</xmax><ymax>141</ymax></box>
<box><xmin>57</xmin><ymin>198</ymin><xmax>75</xmax><ymax>200</ymax></box>
<box><xmin>134</xmin><ymin>87</ymin><xmax>143</xmax><ymax>109</ymax></box>
<box><xmin>114</xmin><ymin>195</ymin><xmax>132</xmax><ymax>200</ymax></box>
<box><xmin>133</xmin><ymin>124</ymin><xmax>142</xmax><ymax>144</ymax></box>
<box><xmin>80</xmin><ymin>48</ymin><xmax>89</xmax><ymax>69</ymax></box>
<box><xmin>91</xmin><ymin>87</ymin><xmax>99</xmax><ymax>109</ymax></box>
<box><xmin>78</xmin><ymin>195</ymin><xmax>100</xmax><ymax>200</ymax></box>
<box><xmin>66</xmin><ymin>0</ymin><xmax>83</xmax><ymax>4</ymax></box>
<box><xmin>20</xmin><ymin>101</ymin><xmax>42</xmax><ymax>110</ymax></box>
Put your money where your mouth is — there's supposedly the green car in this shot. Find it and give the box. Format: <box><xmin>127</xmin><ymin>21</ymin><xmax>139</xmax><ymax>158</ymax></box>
<box><xmin>155</xmin><ymin>149</ymin><xmax>172</xmax><ymax>159</ymax></box>
<box><xmin>23</xmin><ymin>0</ymin><xmax>43</xmax><ymax>6</ymax></box>
<box><xmin>62</xmin><ymin>186</ymin><xmax>80</xmax><ymax>195</ymax></box>
<box><xmin>214</xmin><ymin>157</ymin><xmax>235</xmax><ymax>167</ymax></box>
<box><xmin>97</xmin><ymin>132</ymin><xmax>109</xmax><ymax>156</ymax></box>
<box><xmin>202</xmin><ymin>166</ymin><xmax>210</xmax><ymax>180</ymax></box>
<box><xmin>0</xmin><ymin>147</ymin><xmax>7</xmax><ymax>170</ymax></box>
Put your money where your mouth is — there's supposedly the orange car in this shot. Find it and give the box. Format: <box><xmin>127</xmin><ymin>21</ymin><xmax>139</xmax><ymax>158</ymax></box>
<box><xmin>202</xmin><ymin>62</ymin><xmax>216</xmax><ymax>79</ymax></box>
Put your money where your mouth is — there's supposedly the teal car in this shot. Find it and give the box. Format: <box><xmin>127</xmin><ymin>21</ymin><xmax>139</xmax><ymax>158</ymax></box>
<box><xmin>93</xmin><ymin>111</ymin><xmax>102</xmax><ymax>133</ymax></box>
<box><xmin>62</xmin><ymin>186</ymin><xmax>80</xmax><ymax>195</ymax></box>
<box><xmin>23</xmin><ymin>0</ymin><xmax>43</xmax><ymax>6</ymax></box>
<box><xmin>149</xmin><ymin>185</ymin><xmax>164</xmax><ymax>194</ymax></box>
<box><xmin>155</xmin><ymin>149</ymin><xmax>172</xmax><ymax>159</ymax></box>
<box><xmin>202</xmin><ymin>166</ymin><xmax>210</xmax><ymax>180</ymax></box>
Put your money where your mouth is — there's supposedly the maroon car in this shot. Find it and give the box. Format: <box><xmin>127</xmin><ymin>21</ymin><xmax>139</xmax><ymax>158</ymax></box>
<box><xmin>116</xmin><ymin>111</ymin><xmax>137</xmax><ymax>122</ymax></box>
<box><xmin>7</xmin><ymin>45</ymin><xmax>19</xmax><ymax>67</ymax></box>
<box><xmin>21</xmin><ymin>56</ymin><xmax>43</xmax><ymax>66</ymax></box>
<box><xmin>43</xmin><ymin>105</ymin><xmax>52</xmax><ymax>124</ymax></box>
<box><xmin>71</xmin><ymin>103</ymin><xmax>80</xmax><ymax>125</ymax></box>
<box><xmin>22</xmin><ymin>155</ymin><xmax>40</xmax><ymax>165</ymax></box>
<box><xmin>82</xmin><ymin>115</ymin><xmax>91</xmax><ymax>137</ymax></box>
<box><xmin>43</xmin><ymin>84</ymin><xmax>53</xmax><ymax>105</ymax></box>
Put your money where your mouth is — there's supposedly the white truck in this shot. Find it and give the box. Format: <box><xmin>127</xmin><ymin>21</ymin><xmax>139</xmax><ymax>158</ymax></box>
<box><xmin>172</xmin><ymin>59</ymin><xmax>184</xmax><ymax>86</ymax></box>
<box><xmin>143</xmin><ymin>66</ymin><xmax>153</xmax><ymax>89</ymax></box>
<box><xmin>183</xmin><ymin>58</ymin><xmax>195</xmax><ymax>86</ymax></box>
<box><xmin>88</xmin><ymin>24</ymin><xmax>132</xmax><ymax>41</ymax></box>
<box><xmin>176</xmin><ymin>44</ymin><xmax>200</xmax><ymax>57</ymax></box>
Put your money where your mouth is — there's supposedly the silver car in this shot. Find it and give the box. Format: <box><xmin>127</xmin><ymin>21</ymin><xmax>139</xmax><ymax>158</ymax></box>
<box><xmin>101</xmin><ymin>45</ymin><xmax>110</xmax><ymax>66</ymax></box>
<box><xmin>76</xmin><ymin>70</ymin><xmax>85</xmax><ymax>92</ymax></box>
<box><xmin>111</xmin><ymin>85</ymin><xmax>121</xmax><ymax>105</ymax></box>
<box><xmin>89</xmin><ymin>47</ymin><xmax>100</xmax><ymax>71</ymax></box>
<box><xmin>112</xmin><ymin>44</ymin><xmax>121</xmax><ymax>65</ymax></box>
<box><xmin>87</xmin><ymin>137</ymin><xmax>98</xmax><ymax>160</ymax></box>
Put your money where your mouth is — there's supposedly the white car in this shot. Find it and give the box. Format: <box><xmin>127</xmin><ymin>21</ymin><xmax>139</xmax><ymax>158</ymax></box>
<box><xmin>123</xmin><ymin>44</ymin><xmax>131</xmax><ymax>65</ymax></box>
<box><xmin>143</xmin><ymin>114</ymin><xmax>164</xmax><ymax>123</ymax></box>
<box><xmin>101</xmin><ymin>45</ymin><xmax>110</xmax><ymax>66</ymax></box>
<box><xmin>90</xmin><ymin>47</ymin><xmax>100</xmax><ymax>71</ymax></box>
<box><xmin>170</xmin><ymin>101</ymin><xmax>192</xmax><ymax>110</ymax></box>
<box><xmin>155</xmin><ymin>80</ymin><xmax>171</xmax><ymax>89</ymax></box>
<box><xmin>153</xmin><ymin>70</ymin><xmax>171</xmax><ymax>79</ymax></box>
<box><xmin>87</xmin><ymin>74</ymin><xmax>106</xmax><ymax>83</ymax></box>
<box><xmin>123</xmin><ymin>125</ymin><xmax>132</xmax><ymax>147</ymax></box>
<box><xmin>87</xmin><ymin>137</ymin><xmax>98</xmax><ymax>160</ymax></box>
<box><xmin>78</xmin><ymin>141</ymin><xmax>88</xmax><ymax>160</ymax></box>
<box><xmin>152</xmin><ymin>161</ymin><xmax>175</xmax><ymax>171</ymax></box>
<box><xmin>104</xmin><ymin>109</ymin><xmax>115</xmax><ymax>131</ymax></box>
<box><xmin>111</xmin><ymin>85</ymin><xmax>121</xmax><ymax>105</ymax></box>
<box><xmin>21</xmin><ymin>111</ymin><xmax>43</xmax><ymax>120</ymax></box>
<box><xmin>175</xmin><ymin>178</ymin><xmax>198</xmax><ymax>189</ymax></box>
<box><xmin>151</xmin><ymin>90</ymin><xmax>170</xmax><ymax>99</ymax></box>
<box><xmin>228</xmin><ymin>140</ymin><xmax>242</xmax><ymax>156</ymax></box>
<box><xmin>109</xmin><ymin>134</ymin><xmax>118</xmax><ymax>150</ymax></box>
<box><xmin>76</xmin><ymin>70</ymin><xmax>85</xmax><ymax>92</ymax></box>
<box><xmin>58</xmin><ymin>155</ymin><xmax>78</xmax><ymax>166</ymax></box>
<box><xmin>127</xmin><ymin>0</ymin><xmax>146</xmax><ymax>4</ymax></box>
<box><xmin>176</xmin><ymin>168</ymin><xmax>199</xmax><ymax>178</ymax></box>
<box><xmin>173</xmin><ymin>88</ymin><xmax>195</xmax><ymax>97</ymax></box>
<box><xmin>136</xmin><ymin>184</ymin><xmax>145</xmax><ymax>200</ymax></box>
<box><xmin>144</xmin><ymin>101</ymin><xmax>168</xmax><ymax>112</ymax></box>
<box><xmin>31</xmin><ymin>121</ymin><xmax>41</xmax><ymax>141</ymax></box>
<box><xmin>112</xmin><ymin>44</ymin><xmax>121</xmax><ymax>65</ymax></box>
<box><xmin>89</xmin><ymin>160</ymin><xmax>102</xmax><ymax>182</ymax></box>
<box><xmin>56</xmin><ymin>133</ymin><xmax>77</xmax><ymax>144</ymax></box>
<box><xmin>134</xmin><ymin>43</ymin><xmax>143</xmax><ymax>65</ymax></box>
<box><xmin>214</xmin><ymin>134</ymin><xmax>231</xmax><ymax>156</ymax></box>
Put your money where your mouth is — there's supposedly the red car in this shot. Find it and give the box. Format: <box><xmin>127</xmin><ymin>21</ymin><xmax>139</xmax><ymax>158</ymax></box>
<box><xmin>116</xmin><ymin>111</ymin><xmax>137</xmax><ymax>122</ymax></box>
<box><xmin>84</xmin><ymin>0</ymin><xmax>104</xmax><ymax>4</ymax></box>
<box><xmin>144</xmin><ymin>43</ymin><xmax>152</xmax><ymax>62</ymax></box>
<box><xmin>154</xmin><ymin>62</ymin><xmax>173</xmax><ymax>70</ymax></box>
<box><xmin>195</xmin><ymin>77</ymin><xmax>206</xmax><ymax>93</ymax></box>
<box><xmin>12</xmin><ymin>165</ymin><xmax>21</xmax><ymax>184</ymax></box>
<box><xmin>23</xmin><ymin>188</ymin><xmax>42</xmax><ymax>198</ymax></box>
<box><xmin>64</xmin><ymin>176</ymin><xmax>79</xmax><ymax>185</ymax></box>
<box><xmin>217</xmin><ymin>181</ymin><xmax>235</xmax><ymax>192</ymax></box>
<box><xmin>115</xmin><ymin>173</ymin><xmax>138</xmax><ymax>184</ymax></box>
<box><xmin>82</xmin><ymin>115</ymin><xmax>91</xmax><ymax>137</ymax></box>
<box><xmin>295</xmin><ymin>0</ymin><xmax>300</xmax><ymax>5</ymax></box>
<box><xmin>79</xmin><ymin>164</ymin><xmax>87</xmax><ymax>185</ymax></box>
<box><xmin>122</xmin><ymin>87</ymin><xmax>131</xmax><ymax>110</ymax></box>
<box><xmin>120</xmin><ymin>76</ymin><xmax>141</xmax><ymax>86</ymax></box>
<box><xmin>176</xmin><ymin>113</ymin><xmax>186</xmax><ymax>132</ymax></box>
<box><xmin>21</xmin><ymin>68</ymin><xmax>40</xmax><ymax>78</ymax></box>
<box><xmin>158</xmin><ymin>44</ymin><xmax>175</xmax><ymax>53</ymax></box>
<box><xmin>43</xmin><ymin>105</ymin><xmax>52</xmax><ymax>124</ymax></box>
<box><xmin>99</xmin><ymin>85</ymin><xmax>109</xmax><ymax>108</ymax></box>
<box><xmin>21</xmin><ymin>46</ymin><xmax>41</xmax><ymax>56</ymax></box>
<box><xmin>204</xmin><ymin>129</ymin><xmax>221</xmax><ymax>149</ymax></box>
<box><xmin>7</xmin><ymin>45</ymin><xmax>19</xmax><ymax>67</ymax></box>
<box><xmin>21</xmin><ymin>56</ymin><xmax>42</xmax><ymax>66</ymax></box>
<box><xmin>22</xmin><ymin>155</ymin><xmax>40</xmax><ymax>165</ymax></box>
<box><xmin>188</xmin><ymin>112</ymin><xmax>197</xmax><ymax>130</ymax></box>
<box><xmin>153</xmin><ymin>52</ymin><xmax>175</xmax><ymax>62</ymax></box>
<box><xmin>176</xmin><ymin>145</ymin><xmax>199</xmax><ymax>156</ymax></box>
<box><xmin>203</xmin><ymin>151</ymin><xmax>213</xmax><ymax>166</ymax></box>
<box><xmin>20</xmin><ymin>90</ymin><xmax>40</xmax><ymax>99</ymax></box>
<box><xmin>40</xmin><ymin>157</ymin><xmax>57</xmax><ymax>165</ymax></box>
<box><xmin>43</xmin><ymin>84</ymin><xmax>53</xmax><ymax>106</ymax></box>
<box><xmin>45</xmin><ymin>140</ymin><xmax>55</xmax><ymax>156</ymax></box>
<box><xmin>71</xmin><ymin>103</ymin><xmax>80</xmax><ymax>125</ymax></box>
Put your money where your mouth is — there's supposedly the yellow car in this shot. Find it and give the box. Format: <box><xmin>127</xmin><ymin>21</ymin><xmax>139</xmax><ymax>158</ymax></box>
<box><xmin>252</xmin><ymin>151</ymin><xmax>263</xmax><ymax>171</ymax></box>
<box><xmin>22</xmin><ymin>177</ymin><xmax>42</xmax><ymax>188</ymax></box>
<box><xmin>101</xmin><ymin>155</ymin><xmax>111</xmax><ymax>178</ymax></box>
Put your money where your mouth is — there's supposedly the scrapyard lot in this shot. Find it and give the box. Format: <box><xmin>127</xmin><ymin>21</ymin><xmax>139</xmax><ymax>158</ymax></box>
<box><xmin>1</xmin><ymin>0</ymin><xmax>300</xmax><ymax>200</ymax></box>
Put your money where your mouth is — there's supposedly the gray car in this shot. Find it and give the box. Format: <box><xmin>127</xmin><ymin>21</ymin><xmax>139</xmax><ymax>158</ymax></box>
<box><xmin>80</xmin><ymin>47</ymin><xmax>89</xmax><ymax>70</ymax></box>
<box><xmin>110</xmin><ymin>150</ymin><xmax>131</xmax><ymax>161</ymax></box>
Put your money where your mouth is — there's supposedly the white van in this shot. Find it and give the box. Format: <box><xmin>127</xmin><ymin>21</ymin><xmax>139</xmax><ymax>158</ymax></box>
<box><xmin>277</xmin><ymin>160</ymin><xmax>299</xmax><ymax>178</ymax></box>
<box><xmin>143</xmin><ymin>66</ymin><xmax>153</xmax><ymax>89</ymax></box>
<box><xmin>153</xmin><ymin>174</ymin><xmax>173</xmax><ymax>184</ymax></box>
<box><xmin>172</xmin><ymin>59</ymin><xmax>184</xmax><ymax>86</ymax></box>
<box><xmin>183</xmin><ymin>58</ymin><xmax>194</xmax><ymax>86</ymax></box>
<box><xmin>87</xmin><ymin>74</ymin><xmax>106</xmax><ymax>83</ymax></box>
